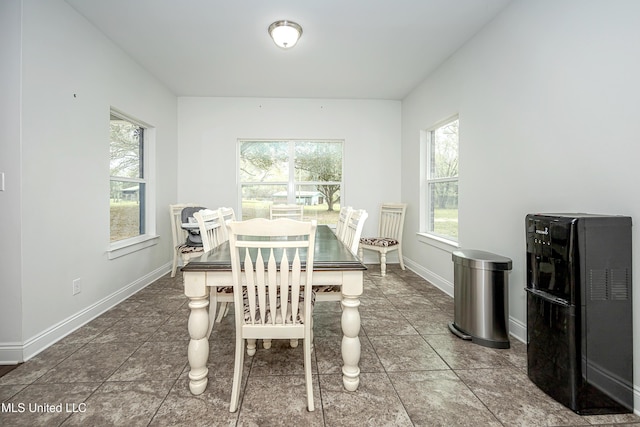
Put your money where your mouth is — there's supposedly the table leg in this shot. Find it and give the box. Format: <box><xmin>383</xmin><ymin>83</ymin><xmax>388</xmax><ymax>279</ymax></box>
<box><xmin>341</xmin><ymin>294</ymin><xmax>361</xmax><ymax>391</ymax></box>
<box><xmin>187</xmin><ymin>295</ymin><xmax>209</xmax><ymax>395</ymax></box>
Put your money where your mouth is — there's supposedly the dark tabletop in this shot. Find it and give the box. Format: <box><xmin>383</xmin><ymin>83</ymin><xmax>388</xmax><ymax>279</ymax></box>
<box><xmin>182</xmin><ymin>224</ymin><xmax>367</xmax><ymax>272</ymax></box>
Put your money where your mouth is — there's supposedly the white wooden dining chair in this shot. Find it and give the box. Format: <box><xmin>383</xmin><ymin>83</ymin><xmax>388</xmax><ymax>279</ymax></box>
<box><xmin>211</xmin><ymin>207</ymin><xmax>236</xmax><ymax>325</ymax></box>
<box><xmin>227</xmin><ymin>218</ymin><xmax>317</xmax><ymax>413</ymax></box>
<box><xmin>193</xmin><ymin>208</ymin><xmax>235</xmax><ymax>337</ymax></box>
<box><xmin>169</xmin><ymin>203</ymin><xmax>204</xmax><ymax>277</ymax></box>
<box><xmin>216</xmin><ymin>206</ymin><xmax>235</xmax><ymax>241</ymax></box>
<box><xmin>341</xmin><ymin>209</ymin><xmax>368</xmax><ymax>255</ymax></box>
<box><xmin>315</xmin><ymin>208</ymin><xmax>366</xmax><ymax>303</ymax></box>
<box><xmin>359</xmin><ymin>203</ymin><xmax>407</xmax><ymax>276</ymax></box>
<box><xmin>334</xmin><ymin>206</ymin><xmax>353</xmax><ymax>241</ymax></box>
<box><xmin>269</xmin><ymin>203</ymin><xmax>304</xmax><ymax>220</ymax></box>
<box><xmin>193</xmin><ymin>209</ymin><xmax>224</xmax><ymax>252</ymax></box>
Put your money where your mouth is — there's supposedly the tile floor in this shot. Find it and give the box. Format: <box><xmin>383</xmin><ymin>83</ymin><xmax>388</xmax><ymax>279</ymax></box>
<box><xmin>1</xmin><ymin>265</ymin><xmax>638</xmax><ymax>426</ymax></box>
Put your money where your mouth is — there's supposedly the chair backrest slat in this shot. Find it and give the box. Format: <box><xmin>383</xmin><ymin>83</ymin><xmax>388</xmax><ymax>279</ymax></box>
<box><xmin>290</xmin><ymin>249</ymin><xmax>302</xmax><ymax>324</ymax></box>
<box><xmin>277</xmin><ymin>250</ymin><xmax>289</xmax><ymax>325</ymax></box>
<box><xmin>244</xmin><ymin>249</ymin><xmax>257</xmax><ymax>324</ymax></box>
<box><xmin>378</xmin><ymin>203</ymin><xmax>407</xmax><ymax>242</ymax></box>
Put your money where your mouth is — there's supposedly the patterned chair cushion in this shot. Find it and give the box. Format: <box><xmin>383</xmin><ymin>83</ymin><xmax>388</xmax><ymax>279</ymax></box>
<box><xmin>216</xmin><ymin>286</ymin><xmax>234</xmax><ymax>293</ymax></box>
<box><xmin>359</xmin><ymin>237</ymin><xmax>399</xmax><ymax>247</ymax></box>
<box><xmin>243</xmin><ymin>289</ymin><xmax>315</xmax><ymax>324</ymax></box>
<box><xmin>178</xmin><ymin>244</ymin><xmax>204</xmax><ymax>254</ymax></box>
<box><xmin>313</xmin><ymin>285</ymin><xmax>341</xmax><ymax>293</ymax></box>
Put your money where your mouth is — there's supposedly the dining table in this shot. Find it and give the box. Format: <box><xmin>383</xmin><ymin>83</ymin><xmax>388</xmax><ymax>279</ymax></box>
<box><xmin>182</xmin><ymin>224</ymin><xmax>367</xmax><ymax>395</ymax></box>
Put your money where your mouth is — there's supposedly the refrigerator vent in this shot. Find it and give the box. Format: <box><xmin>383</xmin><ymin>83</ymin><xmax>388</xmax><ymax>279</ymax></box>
<box><xmin>610</xmin><ymin>269</ymin><xmax>630</xmax><ymax>300</ymax></box>
<box><xmin>589</xmin><ymin>269</ymin><xmax>629</xmax><ymax>301</ymax></box>
<box><xmin>589</xmin><ymin>270</ymin><xmax>608</xmax><ymax>300</ymax></box>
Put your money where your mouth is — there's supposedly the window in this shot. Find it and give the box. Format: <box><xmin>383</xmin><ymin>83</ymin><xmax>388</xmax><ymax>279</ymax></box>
<box><xmin>109</xmin><ymin>111</ymin><xmax>148</xmax><ymax>243</ymax></box>
<box><xmin>423</xmin><ymin>117</ymin><xmax>459</xmax><ymax>242</ymax></box>
<box><xmin>239</xmin><ymin>140</ymin><xmax>343</xmax><ymax>224</ymax></box>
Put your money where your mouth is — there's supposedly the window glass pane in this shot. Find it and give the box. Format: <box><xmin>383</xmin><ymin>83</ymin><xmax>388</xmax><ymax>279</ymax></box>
<box><xmin>431</xmin><ymin>119</ymin><xmax>458</xmax><ymax>179</ymax></box>
<box><xmin>110</xmin><ymin>112</ymin><xmax>146</xmax><ymax>243</ymax></box>
<box><xmin>110</xmin><ymin>181</ymin><xmax>144</xmax><ymax>241</ymax></box>
<box><xmin>241</xmin><ymin>184</ymin><xmax>288</xmax><ymax>219</ymax></box>
<box><xmin>110</xmin><ymin>116</ymin><xmax>142</xmax><ymax>179</ymax></box>
<box><xmin>294</xmin><ymin>141</ymin><xmax>342</xmax><ymax>182</ymax></box>
<box><xmin>239</xmin><ymin>141</ymin><xmax>288</xmax><ymax>182</ymax></box>
<box><xmin>239</xmin><ymin>140</ymin><xmax>343</xmax><ymax>225</ymax></box>
<box><xmin>294</xmin><ymin>141</ymin><xmax>342</xmax><ymax>225</ymax></box>
<box><xmin>429</xmin><ymin>181</ymin><xmax>458</xmax><ymax>239</ymax></box>
<box><xmin>295</xmin><ymin>184</ymin><xmax>340</xmax><ymax>224</ymax></box>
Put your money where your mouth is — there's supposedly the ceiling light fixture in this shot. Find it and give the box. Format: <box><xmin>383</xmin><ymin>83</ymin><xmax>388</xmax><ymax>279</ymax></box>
<box><xmin>268</xmin><ymin>20</ymin><xmax>303</xmax><ymax>49</ymax></box>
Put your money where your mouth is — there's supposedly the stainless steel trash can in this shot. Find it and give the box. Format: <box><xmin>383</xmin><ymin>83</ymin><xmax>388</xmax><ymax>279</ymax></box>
<box><xmin>448</xmin><ymin>249</ymin><xmax>512</xmax><ymax>349</ymax></box>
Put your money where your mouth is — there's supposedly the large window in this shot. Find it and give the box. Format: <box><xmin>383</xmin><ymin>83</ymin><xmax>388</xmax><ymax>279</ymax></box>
<box><xmin>239</xmin><ymin>140</ymin><xmax>343</xmax><ymax>224</ymax></box>
<box><xmin>109</xmin><ymin>111</ymin><xmax>147</xmax><ymax>242</ymax></box>
<box><xmin>423</xmin><ymin>117</ymin><xmax>459</xmax><ymax>241</ymax></box>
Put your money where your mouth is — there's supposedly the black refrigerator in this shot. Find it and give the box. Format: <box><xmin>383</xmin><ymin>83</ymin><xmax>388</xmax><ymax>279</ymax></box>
<box><xmin>526</xmin><ymin>213</ymin><xmax>633</xmax><ymax>414</ymax></box>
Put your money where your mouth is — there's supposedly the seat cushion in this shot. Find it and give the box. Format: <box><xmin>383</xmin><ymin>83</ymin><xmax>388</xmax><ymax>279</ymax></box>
<box><xmin>313</xmin><ymin>285</ymin><xmax>341</xmax><ymax>293</ymax></box>
<box><xmin>216</xmin><ymin>286</ymin><xmax>234</xmax><ymax>293</ymax></box>
<box><xmin>359</xmin><ymin>237</ymin><xmax>399</xmax><ymax>247</ymax></box>
<box><xmin>178</xmin><ymin>244</ymin><xmax>204</xmax><ymax>254</ymax></box>
<box><xmin>243</xmin><ymin>289</ymin><xmax>315</xmax><ymax>324</ymax></box>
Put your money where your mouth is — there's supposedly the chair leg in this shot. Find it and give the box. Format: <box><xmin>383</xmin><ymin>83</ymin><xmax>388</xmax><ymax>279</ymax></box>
<box><xmin>229</xmin><ymin>337</ymin><xmax>245</xmax><ymax>412</ymax></box>
<box><xmin>310</xmin><ymin>316</ymin><xmax>314</xmax><ymax>352</ymax></box>
<box><xmin>247</xmin><ymin>339</ymin><xmax>257</xmax><ymax>356</ymax></box>
<box><xmin>397</xmin><ymin>246</ymin><xmax>405</xmax><ymax>270</ymax></box>
<box><xmin>215</xmin><ymin>302</ymin><xmax>228</xmax><ymax>323</ymax></box>
<box><xmin>304</xmin><ymin>335</ymin><xmax>314</xmax><ymax>411</ymax></box>
<box><xmin>380</xmin><ymin>251</ymin><xmax>387</xmax><ymax>276</ymax></box>
<box><xmin>263</xmin><ymin>339</ymin><xmax>272</xmax><ymax>349</ymax></box>
<box><xmin>171</xmin><ymin>252</ymin><xmax>178</xmax><ymax>278</ymax></box>
<box><xmin>207</xmin><ymin>293</ymin><xmax>218</xmax><ymax>339</ymax></box>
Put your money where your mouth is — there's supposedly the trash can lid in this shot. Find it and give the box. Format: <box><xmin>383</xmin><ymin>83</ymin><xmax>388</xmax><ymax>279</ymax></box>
<box><xmin>452</xmin><ymin>249</ymin><xmax>512</xmax><ymax>271</ymax></box>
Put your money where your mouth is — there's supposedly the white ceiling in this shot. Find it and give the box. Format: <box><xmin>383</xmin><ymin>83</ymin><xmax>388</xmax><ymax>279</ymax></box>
<box><xmin>65</xmin><ymin>0</ymin><xmax>512</xmax><ymax>100</ymax></box>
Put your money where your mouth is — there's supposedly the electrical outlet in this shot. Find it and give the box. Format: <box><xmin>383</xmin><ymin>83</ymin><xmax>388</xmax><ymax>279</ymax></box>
<box><xmin>72</xmin><ymin>278</ymin><xmax>81</xmax><ymax>295</ymax></box>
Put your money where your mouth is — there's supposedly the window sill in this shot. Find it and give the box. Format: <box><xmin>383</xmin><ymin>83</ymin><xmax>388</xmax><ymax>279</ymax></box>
<box><xmin>108</xmin><ymin>234</ymin><xmax>159</xmax><ymax>260</ymax></box>
<box><xmin>417</xmin><ymin>232</ymin><xmax>459</xmax><ymax>251</ymax></box>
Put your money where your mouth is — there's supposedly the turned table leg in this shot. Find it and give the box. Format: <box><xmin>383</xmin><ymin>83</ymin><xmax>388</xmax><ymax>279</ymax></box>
<box><xmin>341</xmin><ymin>293</ymin><xmax>361</xmax><ymax>391</ymax></box>
<box><xmin>184</xmin><ymin>271</ymin><xmax>210</xmax><ymax>395</ymax></box>
<box><xmin>188</xmin><ymin>295</ymin><xmax>209</xmax><ymax>394</ymax></box>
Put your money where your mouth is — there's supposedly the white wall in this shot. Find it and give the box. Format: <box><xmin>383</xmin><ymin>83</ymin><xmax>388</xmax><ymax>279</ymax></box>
<box><xmin>401</xmin><ymin>0</ymin><xmax>640</xmax><ymax>405</ymax></box>
<box><xmin>0</xmin><ymin>0</ymin><xmax>179</xmax><ymax>362</ymax></box>
<box><xmin>0</xmin><ymin>0</ymin><xmax>24</xmax><ymax>363</ymax></box>
<box><xmin>177</xmin><ymin>97</ymin><xmax>402</xmax><ymax>245</ymax></box>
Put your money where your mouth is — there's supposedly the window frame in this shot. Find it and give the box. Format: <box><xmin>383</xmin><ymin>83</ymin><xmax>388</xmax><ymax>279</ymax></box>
<box><xmin>419</xmin><ymin>115</ymin><xmax>459</xmax><ymax>247</ymax></box>
<box><xmin>108</xmin><ymin>108</ymin><xmax>157</xmax><ymax>259</ymax></box>
<box><xmin>237</xmin><ymin>139</ymin><xmax>344</xmax><ymax>223</ymax></box>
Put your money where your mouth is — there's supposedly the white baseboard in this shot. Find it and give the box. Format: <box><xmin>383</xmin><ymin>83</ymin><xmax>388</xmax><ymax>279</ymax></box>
<box><xmin>403</xmin><ymin>256</ymin><xmax>453</xmax><ymax>297</ymax></box>
<box><xmin>0</xmin><ymin>263</ymin><xmax>171</xmax><ymax>364</ymax></box>
<box><xmin>508</xmin><ymin>314</ymin><xmax>526</xmax><ymax>344</ymax></box>
<box><xmin>0</xmin><ymin>343</ymin><xmax>24</xmax><ymax>365</ymax></box>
